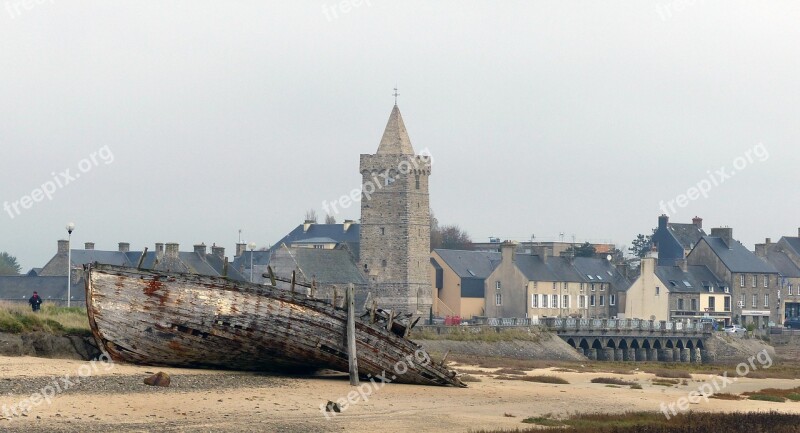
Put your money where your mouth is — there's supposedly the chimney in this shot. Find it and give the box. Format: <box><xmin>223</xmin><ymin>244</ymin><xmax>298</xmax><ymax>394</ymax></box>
<box><xmin>710</xmin><ymin>227</ymin><xmax>734</xmax><ymax>249</ymax></box>
<box><xmin>658</xmin><ymin>214</ymin><xmax>669</xmax><ymax>230</ymax></box>
<box><xmin>675</xmin><ymin>258</ymin><xmax>688</xmax><ymax>272</ymax></box>
<box><xmin>155</xmin><ymin>243</ymin><xmax>165</xmax><ymax>259</ymax></box>
<box><xmin>755</xmin><ymin>238</ymin><xmax>771</xmax><ymax>258</ymax></box>
<box><xmin>797</xmin><ymin>227</ymin><xmax>800</xmax><ymax>238</ymax></box>
<box><xmin>533</xmin><ymin>244</ymin><xmax>549</xmax><ymax>263</ymax></box>
<box><xmin>84</xmin><ymin>242</ymin><xmax>95</xmax><ymax>250</ymax></box>
<box><xmin>692</xmin><ymin>216</ymin><xmax>703</xmax><ymax>229</ymax></box>
<box><xmin>343</xmin><ymin>219</ymin><xmax>355</xmax><ymax>233</ymax></box>
<box><xmin>646</xmin><ymin>244</ymin><xmax>659</xmax><ymax>259</ymax></box>
<box><xmin>194</xmin><ymin>243</ymin><xmax>207</xmax><ymax>256</ymax></box>
<box><xmin>641</xmin><ymin>254</ymin><xmax>656</xmax><ymax>276</ymax></box>
<box><xmin>165</xmin><ymin>243</ymin><xmax>179</xmax><ymax>259</ymax></box>
<box><xmin>235</xmin><ymin>243</ymin><xmax>247</xmax><ymax>257</ymax></box>
<box><xmin>211</xmin><ymin>244</ymin><xmax>225</xmax><ymax>259</ymax></box>
<box><xmin>500</xmin><ymin>240</ymin><xmax>517</xmax><ymax>263</ymax></box>
<box><xmin>57</xmin><ymin>239</ymin><xmax>69</xmax><ymax>254</ymax></box>
<box><xmin>118</xmin><ymin>242</ymin><xmax>130</xmax><ymax>252</ymax></box>
<box><xmin>303</xmin><ymin>219</ymin><xmax>314</xmax><ymax>233</ymax></box>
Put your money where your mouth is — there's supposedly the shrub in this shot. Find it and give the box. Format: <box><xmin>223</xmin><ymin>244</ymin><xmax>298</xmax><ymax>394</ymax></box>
<box><xmin>522</xmin><ymin>375</ymin><xmax>569</xmax><ymax>384</ymax></box>
<box><xmin>653</xmin><ymin>369</ymin><xmax>692</xmax><ymax>379</ymax></box>
<box><xmin>748</xmin><ymin>394</ymin><xmax>785</xmax><ymax>403</ymax></box>
<box><xmin>591</xmin><ymin>377</ymin><xmax>635</xmax><ymax>386</ymax></box>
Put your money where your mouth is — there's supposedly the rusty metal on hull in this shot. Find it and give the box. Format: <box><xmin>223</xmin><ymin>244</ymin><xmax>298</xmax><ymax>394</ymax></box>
<box><xmin>85</xmin><ymin>263</ymin><xmax>464</xmax><ymax>387</ymax></box>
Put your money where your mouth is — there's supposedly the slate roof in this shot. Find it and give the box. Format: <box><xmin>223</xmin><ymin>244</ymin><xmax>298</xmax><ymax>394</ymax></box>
<box><xmin>270</xmin><ymin>223</ymin><xmax>361</xmax><ymax>260</ymax></box>
<box><xmin>432</xmin><ymin>249</ymin><xmax>501</xmax><ymax>279</ymax></box>
<box><xmin>761</xmin><ymin>250</ymin><xmax>800</xmax><ymax>278</ymax></box>
<box><xmin>782</xmin><ymin>237</ymin><xmax>800</xmax><ymax>257</ymax></box>
<box><xmin>655</xmin><ymin>264</ymin><xmax>728</xmax><ymax>293</ymax></box>
<box><xmin>667</xmin><ymin>223</ymin><xmax>706</xmax><ymax>250</ymax></box>
<box><xmin>701</xmin><ymin>236</ymin><xmax>778</xmax><ymax>274</ymax></box>
<box><xmin>572</xmin><ymin>257</ymin><xmax>632</xmax><ymax>291</ymax></box>
<box><xmin>512</xmin><ymin>255</ymin><xmax>631</xmax><ymax>290</ymax></box>
<box><xmin>376</xmin><ymin>104</ymin><xmax>415</xmax><ymax>155</ymax></box>
<box><xmin>0</xmin><ymin>276</ymin><xmax>83</xmax><ymax>302</ymax></box>
<box><xmin>269</xmin><ymin>245</ymin><xmax>366</xmax><ymax>285</ymax></box>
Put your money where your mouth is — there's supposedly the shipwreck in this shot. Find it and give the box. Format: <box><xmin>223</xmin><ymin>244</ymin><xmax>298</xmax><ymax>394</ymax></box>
<box><xmin>84</xmin><ymin>263</ymin><xmax>464</xmax><ymax>387</ymax></box>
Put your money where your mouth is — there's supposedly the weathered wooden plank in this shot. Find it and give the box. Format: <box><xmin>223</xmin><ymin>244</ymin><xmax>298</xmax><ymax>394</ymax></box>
<box><xmin>347</xmin><ymin>283</ymin><xmax>359</xmax><ymax>386</ymax></box>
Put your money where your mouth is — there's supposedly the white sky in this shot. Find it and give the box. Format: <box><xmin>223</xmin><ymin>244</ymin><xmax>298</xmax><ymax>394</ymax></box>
<box><xmin>1</xmin><ymin>1</ymin><xmax>798</xmax><ymax>271</ymax></box>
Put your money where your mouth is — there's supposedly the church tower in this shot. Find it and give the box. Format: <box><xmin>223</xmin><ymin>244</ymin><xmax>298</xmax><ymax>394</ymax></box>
<box><xmin>359</xmin><ymin>103</ymin><xmax>432</xmax><ymax>314</ymax></box>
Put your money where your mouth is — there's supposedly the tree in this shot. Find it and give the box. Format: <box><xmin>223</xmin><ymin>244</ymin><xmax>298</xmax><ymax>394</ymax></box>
<box><xmin>0</xmin><ymin>252</ymin><xmax>21</xmax><ymax>275</ymax></box>
<box><xmin>429</xmin><ymin>209</ymin><xmax>472</xmax><ymax>250</ymax></box>
<box><xmin>438</xmin><ymin>225</ymin><xmax>473</xmax><ymax>250</ymax></box>
<box><xmin>324</xmin><ymin>214</ymin><xmax>336</xmax><ymax>224</ymax></box>
<box><xmin>566</xmin><ymin>242</ymin><xmax>596</xmax><ymax>258</ymax></box>
<box><xmin>304</xmin><ymin>209</ymin><xmax>318</xmax><ymax>223</ymax></box>
<box><xmin>628</xmin><ymin>234</ymin><xmax>653</xmax><ymax>258</ymax></box>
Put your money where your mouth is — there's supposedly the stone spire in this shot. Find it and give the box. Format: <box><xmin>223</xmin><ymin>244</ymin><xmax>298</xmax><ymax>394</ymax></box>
<box><xmin>376</xmin><ymin>105</ymin><xmax>415</xmax><ymax>155</ymax></box>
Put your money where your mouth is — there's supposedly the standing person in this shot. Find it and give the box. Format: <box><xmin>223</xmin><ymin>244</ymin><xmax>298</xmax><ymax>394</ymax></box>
<box><xmin>28</xmin><ymin>291</ymin><xmax>42</xmax><ymax>312</ymax></box>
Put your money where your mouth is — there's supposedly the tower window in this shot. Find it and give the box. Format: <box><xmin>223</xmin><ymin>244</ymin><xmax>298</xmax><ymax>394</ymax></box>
<box><xmin>381</xmin><ymin>260</ymin><xmax>387</xmax><ymax>267</ymax></box>
<box><xmin>380</xmin><ymin>227</ymin><xmax>385</xmax><ymax>235</ymax></box>
<box><xmin>415</xmin><ymin>174</ymin><xmax>420</xmax><ymax>190</ymax></box>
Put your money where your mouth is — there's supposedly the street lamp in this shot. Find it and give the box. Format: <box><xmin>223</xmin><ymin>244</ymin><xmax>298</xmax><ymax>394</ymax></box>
<box><xmin>248</xmin><ymin>242</ymin><xmax>256</xmax><ymax>283</ymax></box>
<box><xmin>66</xmin><ymin>222</ymin><xmax>75</xmax><ymax>307</ymax></box>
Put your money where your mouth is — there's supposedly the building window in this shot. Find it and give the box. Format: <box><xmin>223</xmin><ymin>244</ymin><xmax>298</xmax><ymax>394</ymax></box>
<box><xmin>381</xmin><ymin>259</ymin><xmax>387</xmax><ymax>267</ymax></box>
<box><xmin>740</xmin><ymin>275</ymin><xmax>745</xmax><ymax>287</ymax></box>
<box><xmin>764</xmin><ymin>275</ymin><xmax>769</xmax><ymax>288</ymax></box>
<box><xmin>724</xmin><ymin>286</ymin><xmax>729</xmax><ymax>294</ymax></box>
<box><xmin>531</xmin><ymin>294</ymin><xmax>538</xmax><ymax>308</ymax></box>
<box><xmin>709</xmin><ymin>297</ymin><xmax>716</xmax><ymax>312</ymax></box>
<box><xmin>764</xmin><ymin>294</ymin><xmax>769</xmax><ymax>308</ymax></box>
<box><xmin>724</xmin><ymin>297</ymin><xmax>731</xmax><ymax>312</ymax></box>
<box><xmin>590</xmin><ymin>295</ymin><xmax>595</xmax><ymax>306</ymax></box>
<box><xmin>752</xmin><ymin>294</ymin><xmax>757</xmax><ymax>308</ymax></box>
<box><xmin>542</xmin><ymin>295</ymin><xmax>548</xmax><ymax>308</ymax></box>
<box><xmin>610</xmin><ymin>294</ymin><xmax>616</xmax><ymax>306</ymax></box>
<box><xmin>533</xmin><ymin>281</ymin><xmax>538</xmax><ymax>289</ymax></box>
<box><xmin>752</xmin><ymin>275</ymin><xmax>757</xmax><ymax>288</ymax></box>
<box><xmin>552</xmin><ymin>282</ymin><xmax>557</xmax><ymax>290</ymax></box>
<box><xmin>655</xmin><ymin>286</ymin><xmax>660</xmax><ymax>295</ymax></box>
<box><xmin>591</xmin><ymin>283</ymin><xmax>595</xmax><ymax>292</ymax></box>
<box><xmin>600</xmin><ymin>284</ymin><xmax>605</xmax><ymax>292</ymax></box>
<box><xmin>495</xmin><ymin>293</ymin><xmax>502</xmax><ymax>306</ymax></box>
<box><xmin>580</xmin><ymin>283</ymin><xmax>584</xmax><ymax>292</ymax></box>
<box><xmin>313</xmin><ymin>244</ymin><xmax>324</xmax><ymax>249</ymax></box>
<box><xmin>579</xmin><ymin>295</ymin><xmax>586</xmax><ymax>308</ymax></box>
<box><xmin>739</xmin><ymin>294</ymin><xmax>745</xmax><ymax>306</ymax></box>
<box><xmin>380</xmin><ymin>227</ymin><xmax>385</xmax><ymax>235</ymax></box>
<box><xmin>563</xmin><ymin>295</ymin><xmax>570</xmax><ymax>308</ymax></box>
<box><xmin>599</xmin><ymin>295</ymin><xmax>605</xmax><ymax>306</ymax></box>
<box><xmin>551</xmin><ymin>294</ymin><xmax>558</xmax><ymax>309</ymax></box>
<box><xmin>691</xmin><ymin>298</ymin><xmax>697</xmax><ymax>311</ymax></box>
<box><xmin>678</xmin><ymin>298</ymin><xmax>684</xmax><ymax>310</ymax></box>
<box><xmin>415</xmin><ymin>174</ymin><xmax>420</xmax><ymax>190</ymax></box>
<box><xmin>790</xmin><ymin>284</ymin><xmax>794</xmax><ymax>296</ymax></box>
<box><xmin>495</xmin><ymin>281</ymin><xmax>501</xmax><ymax>290</ymax></box>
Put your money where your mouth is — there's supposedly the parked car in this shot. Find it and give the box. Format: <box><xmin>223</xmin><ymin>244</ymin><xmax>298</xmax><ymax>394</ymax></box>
<box><xmin>724</xmin><ymin>324</ymin><xmax>746</xmax><ymax>335</ymax></box>
<box><xmin>784</xmin><ymin>317</ymin><xmax>800</xmax><ymax>329</ymax></box>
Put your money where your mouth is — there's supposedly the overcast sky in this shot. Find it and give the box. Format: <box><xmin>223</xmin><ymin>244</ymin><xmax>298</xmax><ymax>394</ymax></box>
<box><xmin>2</xmin><ymin>1</ymin><xmax>798</xmax><ymax>271</ymax></box>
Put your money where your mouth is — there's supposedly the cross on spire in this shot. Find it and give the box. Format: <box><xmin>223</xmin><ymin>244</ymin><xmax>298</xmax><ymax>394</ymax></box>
<box><xmin>393</xmin><ymin>87</ymin><xmax>399</xmax><ymax>105</ymax></box>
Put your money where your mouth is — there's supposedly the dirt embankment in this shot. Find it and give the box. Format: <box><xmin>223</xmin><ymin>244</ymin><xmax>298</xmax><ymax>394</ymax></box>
<box><xmin>0</xmin><ymin>332</ymin><xmax>100</xmax><ymax>360</ymax></box>
<box><xmin>414</xmin><ymin>328</ymin><xmax>587</xmax><ymax>361</ymax></box>
<box><xmin>704</xmin><ymin>332</ymin><xmax>775</xmax><ymax>364</ymax></box>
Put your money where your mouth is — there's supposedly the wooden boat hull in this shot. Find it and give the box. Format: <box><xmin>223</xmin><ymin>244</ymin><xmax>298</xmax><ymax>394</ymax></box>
<box><xmin>85</xmin><ymin>264</ymin><xmax>464</xmax><ymax>387</ymax></box>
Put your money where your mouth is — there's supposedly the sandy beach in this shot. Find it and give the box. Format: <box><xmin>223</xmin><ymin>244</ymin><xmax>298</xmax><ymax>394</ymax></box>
<box><xmin>1</xmin><ymin>356</ymin><xmax>799</xmax><ymax>432</ymax></box>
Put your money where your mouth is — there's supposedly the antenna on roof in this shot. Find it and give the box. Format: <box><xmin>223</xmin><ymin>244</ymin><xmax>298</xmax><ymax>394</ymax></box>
<box><xmin>238</xmin><ymin>229</ymin><xmax>242</xmax><ymax>244</ymax></box>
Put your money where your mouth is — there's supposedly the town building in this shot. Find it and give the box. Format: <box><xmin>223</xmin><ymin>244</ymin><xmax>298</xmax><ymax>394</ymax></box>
<box><xmin>624</xmin><ymin>251</ymin><xmax>731</xmax><ymax>325</ymax></box>
<box><xmin>686</xmin><ymin>227</ymin><xmax>780</xmax><ymax>327</ymax></box>
<box><xmin>430</xmin><ymin>249</ymin><xmax>500</xmax><ymax>319</ymax></box>
<box><xmin>650</xmin><ymin>215</ymin><xmax>706</xmax><ymax>265</ymax></box>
